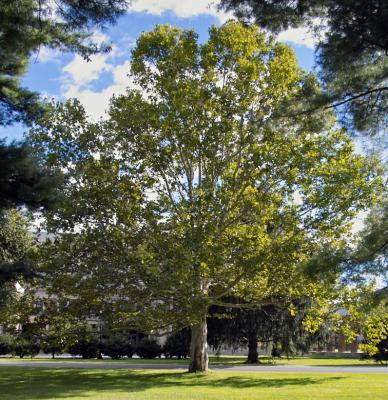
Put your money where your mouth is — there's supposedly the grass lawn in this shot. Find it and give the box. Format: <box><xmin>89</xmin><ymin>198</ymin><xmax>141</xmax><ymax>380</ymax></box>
<box><xmin>0</xmin><ymin>367</ymin><xmax>386</xmax><ymax>400</ymax></box>
<box><xmin>0</xmin><ymin>355</ymin><xmax>382</xmax><ymax>367</ymax></box>
<box><xmin>270</xmin><ymin>356</ymin><xmax>384</xmax><ymax>367</ymax></box>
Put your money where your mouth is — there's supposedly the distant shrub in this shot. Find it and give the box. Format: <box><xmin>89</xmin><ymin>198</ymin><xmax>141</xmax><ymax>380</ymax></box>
<box><xmin>271</xmin><ymin>346</ymin><xmax>282</xmax><ymax>357</ymax></box>
<box><xmin>67</xmin><ymin>336</ymin><xmax>99</xmax><ymax>359</ymax></box>
<box><xmin>101</xmin><ymin>335</ymin><xmax>134</xmax><ymax>359</ymax></box>
<box><xmin>41</xmin><ymin>334</ymin><xmax>66</xmax><ymax>359</ymax></box>
<box><xmin>125</xmin><ymin>343</ymin><xmax>135</xmax><ymax>358</ymax></box>
<box><xmin>372</xmin><ymin>337</ymin><xmax>388</xmax><ymax>363</ymax></box>
<box><xmin>64</xmin><ymin>323</ymin><xmax>100</xmax><ymax>359</ymax></box>
<box><xmin>0</xmin><ymin>335</ymin><xmax>13</xmax><ymax>355</ymax></box>
<box><xmin>136</xmin><ymin>338</ymin><xmax>162</xmax><ymax>359</ymax></box>
<box><xmin>12</xmin><ymin>337</ymin><xmax>40</xmax><ymax>358</ymax></box>
<box><xmin>163</xmin><ymin>329</ymin><xmax>190</xmax><ymax>359</ymax></box>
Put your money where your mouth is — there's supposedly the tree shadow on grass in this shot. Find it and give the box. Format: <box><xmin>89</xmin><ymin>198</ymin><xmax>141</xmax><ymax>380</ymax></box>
<box><xmin>0</xmin><ymin>368</ymin><xmax>345</xmax><ymax>399</ymax></box>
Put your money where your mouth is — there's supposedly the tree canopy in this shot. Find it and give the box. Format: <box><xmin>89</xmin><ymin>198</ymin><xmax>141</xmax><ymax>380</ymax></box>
<box><xmin>31</xmin><ymin>22</ymin><xmax>382</xmax><ymax>372</ymax></box>
<box><xmin>219</xmin><ymin>0</ymin><xmax>388</xmax><ymax>137</ymax></box>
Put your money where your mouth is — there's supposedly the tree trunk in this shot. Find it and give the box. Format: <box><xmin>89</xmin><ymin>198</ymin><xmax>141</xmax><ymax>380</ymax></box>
<box><xmin>188</xmin><ymin>318</ymin><xmax>208</xmax><ymax>372</ymax></box>
<box><xmin>247</xmin><ymin>333</ymin><xmax>258</xmax><ymax>363</ymax></box>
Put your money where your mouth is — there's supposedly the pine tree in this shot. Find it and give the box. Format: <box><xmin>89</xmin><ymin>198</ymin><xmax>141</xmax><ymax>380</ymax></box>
<box><xmin>219</xmin><ymin>0</ymin><xmax>388</xmax><ymax>136</ymax></box>
<box><xmin>0</xmin><ymin>0</ymin><xmax>128</xmax><ymax>126</ymax></box>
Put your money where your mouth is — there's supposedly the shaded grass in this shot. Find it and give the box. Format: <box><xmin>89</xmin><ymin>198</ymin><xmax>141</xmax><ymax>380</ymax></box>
<box><xmin>0</xmin><ymin>367</ymin><xmax>387</xmax><ymax>399</ymax></box>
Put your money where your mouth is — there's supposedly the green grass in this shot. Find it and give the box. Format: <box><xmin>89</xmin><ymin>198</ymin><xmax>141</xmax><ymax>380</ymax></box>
<box><xmin>0</xmin><ymin>354</ymin><xmax>381</xmax><ymax>367</ymax></box>
<box><xmin>213</xmin><ymin>355</ymin><xmax>381</xmax><ymax>367</ymax></box>
<box><xmin>270</xmin><ymin>356</ymin><xmax>382</xmax><ymax>367</ymax></box>
<box><xmin>0</xmin><ymin>367</ymin><xmax>386</xmax><ymax>399</ymax></box>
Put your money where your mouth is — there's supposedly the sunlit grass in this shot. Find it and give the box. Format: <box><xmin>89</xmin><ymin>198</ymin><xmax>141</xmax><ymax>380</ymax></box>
<box><xmin>0</xmin><ymin>367</ymin><xmax>386</xmax><ymax>400</ymax></box>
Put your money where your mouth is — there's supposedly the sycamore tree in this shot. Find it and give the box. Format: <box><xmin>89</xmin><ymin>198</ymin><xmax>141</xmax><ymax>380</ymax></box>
<box><xmin>31</xmin><ymin>22</ymin><xmax>382</xmax><ymax>372</ymax></box>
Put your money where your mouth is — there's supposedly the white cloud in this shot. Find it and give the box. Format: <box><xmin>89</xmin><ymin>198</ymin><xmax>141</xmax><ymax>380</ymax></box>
<box><xmin>60</xmin><ymin>28</ymin><xmax>140</xmax><ymax>121</ymax></box>
<box><xmin>61</xmin><ymin>32</ymin><xmax>114</xmax><ymax>86</ymax></box>
<box><xmin>118</xmin><ymin>34</ymin><xmax>137</xmax><ymax>50</ymax></box>
<box><xmin>63</xmin><ymin>53</ymin><xmax>114</xmax><ymax>86</ymax></box>
<box><xmin>35</xmin><ymin>31</ymin><xmax>110</xmax><ymax>65</ymax></box>
<box><xmin>277</xmin><ymin>26</ymin><xmax>316</xmax><ymax>49</ymax></box>
<box><xmin>128</xmin><ymin>0</ymin><xmax>231</xmax><ymax>22</ymax></box>
<box><xmin>129</xmin><ymin>1</ymin><xmax>316</xmax><ymax>46</ymax></box>
<box><xmin>36</xmin><ymin>47</ymin><xmax>61</xmax><ymax>63</ymax></box>
<box><xmin>62</xmin><ymin>61</ymin><xmax>134</xmax><ymax>121</ymax></box>
<box><xmin>277</xmin><ymin>18</ymin><xmax>328</xmax><ymax>49</ymax></box>
<box><xmin>40</xmin><ymin>91</ymin><xmax>59</xmax><ymax>102</ymax></box>
<box><xmin>90</xmin><ymin>31</ymin><xmax>110</xmax><ymax>46</ymax></box>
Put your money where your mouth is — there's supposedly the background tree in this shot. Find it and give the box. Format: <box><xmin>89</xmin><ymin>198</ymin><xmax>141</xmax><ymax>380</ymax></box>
<box><xmin>0</xmin><ymin>0</ymin><xmax>128</xmax><ymax>126</ymax></box>
<box><xmin>0</xmin><ymin>139</ymin><xmax>62</xmax><ymax>310</ymax></box>
<box><xmin>163</xmin><ymin>328</ymin><xmax>191</xmax><ymax>359</ymax></box>
<box><xmin>359</xmin><ymin>310</ymin><xmax>388</xmax><ymax>361</ymax></box>
<box><xmin>349</xmin><ymin>197</ymin><xmax>388</xmax><ymax>281</ymax></box>
<box><xmin>11</xmin><ymin>335</ymin><xmax>40</xmax><ymax>358</ymax></box>
<box><xmin>218</xmin><ymin>0</ymin><xmax>388</xmax><ymax>137</ymax></box>
<box><xmin>334</xmin><ymin>284</ymin><xmax>387</xmax><ymax>361</ymax></box>
<box><xmin>31</xmin><ymin>22</ymin><xmax>382</xmax><ymax>372</ymax></box>
<box><xmin>0</xmin><ymin>139</ymin><xmax>62</xmax><ymax>210</ymax></box>
<box><xmin>302</xmin><ymin>190</ymin><xmax>387</xmax><ymax>289</ymax></box>
<box><xmin>0</xmin><ymin>0</ymin><xmax>121</xmax><ymax>289</ymax></box>
<box><xmin>208</xmin><ymin>298</ymin><xmax>331</xmax><ymax>363</ymax></box>
<box><xmin>208</xmin><ymin>302</ymin><xmax>276</xmax><ymax>363</ymax></box>
<box><xmin>66</xmin><ymin>323</ymin><xmax>100</xmax><ymax>359</ymax></box>
<box><xmin>0</xmin><ymin>208</ymin><xmax>36</xmax><ymax>325</ymax></box>
<box><xmin>136</xmin><ymin>338</ymin><xmax>162</xmax><ymax>359</ymax></box>
<box><xmin>101</xmin><ymin>333</ymin><xmax>135</xmax><ymax>359</ymax></box>
<box><xmin>366</xmin><ymin>293</ymin><xmax>388</xmax><ymax>363</ymax></box>
<box><xmin>0</xmin><ymin>334</ymin><xmax>13</xmax><ymax>356</ymax></box>
<box><xmin>40</xmin><ymin>326</ymin><xmax>68</xmax><ymax>359</ymax></box>
<box><xmin>35</xmin><ymin>299</ymin><xmax>81</xmax><ymax>359</ymax></box>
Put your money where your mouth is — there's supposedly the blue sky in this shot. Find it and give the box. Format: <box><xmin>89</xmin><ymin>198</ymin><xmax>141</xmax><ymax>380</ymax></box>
<box><xmin>0</xmin><ymin>1</ymin><xmax>317</xmax><ymax>142</ymax></box>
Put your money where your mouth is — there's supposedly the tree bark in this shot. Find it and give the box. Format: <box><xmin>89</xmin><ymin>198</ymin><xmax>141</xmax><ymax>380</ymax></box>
<box><xmin>247</xmin><ymin>333</ymin><xmax>258</xmax><ymax>363</ymax></box>
<box><xmin>188</xmin><ymin>317</ymin><xmax>209</xmax><ymax>372</ymax></box>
